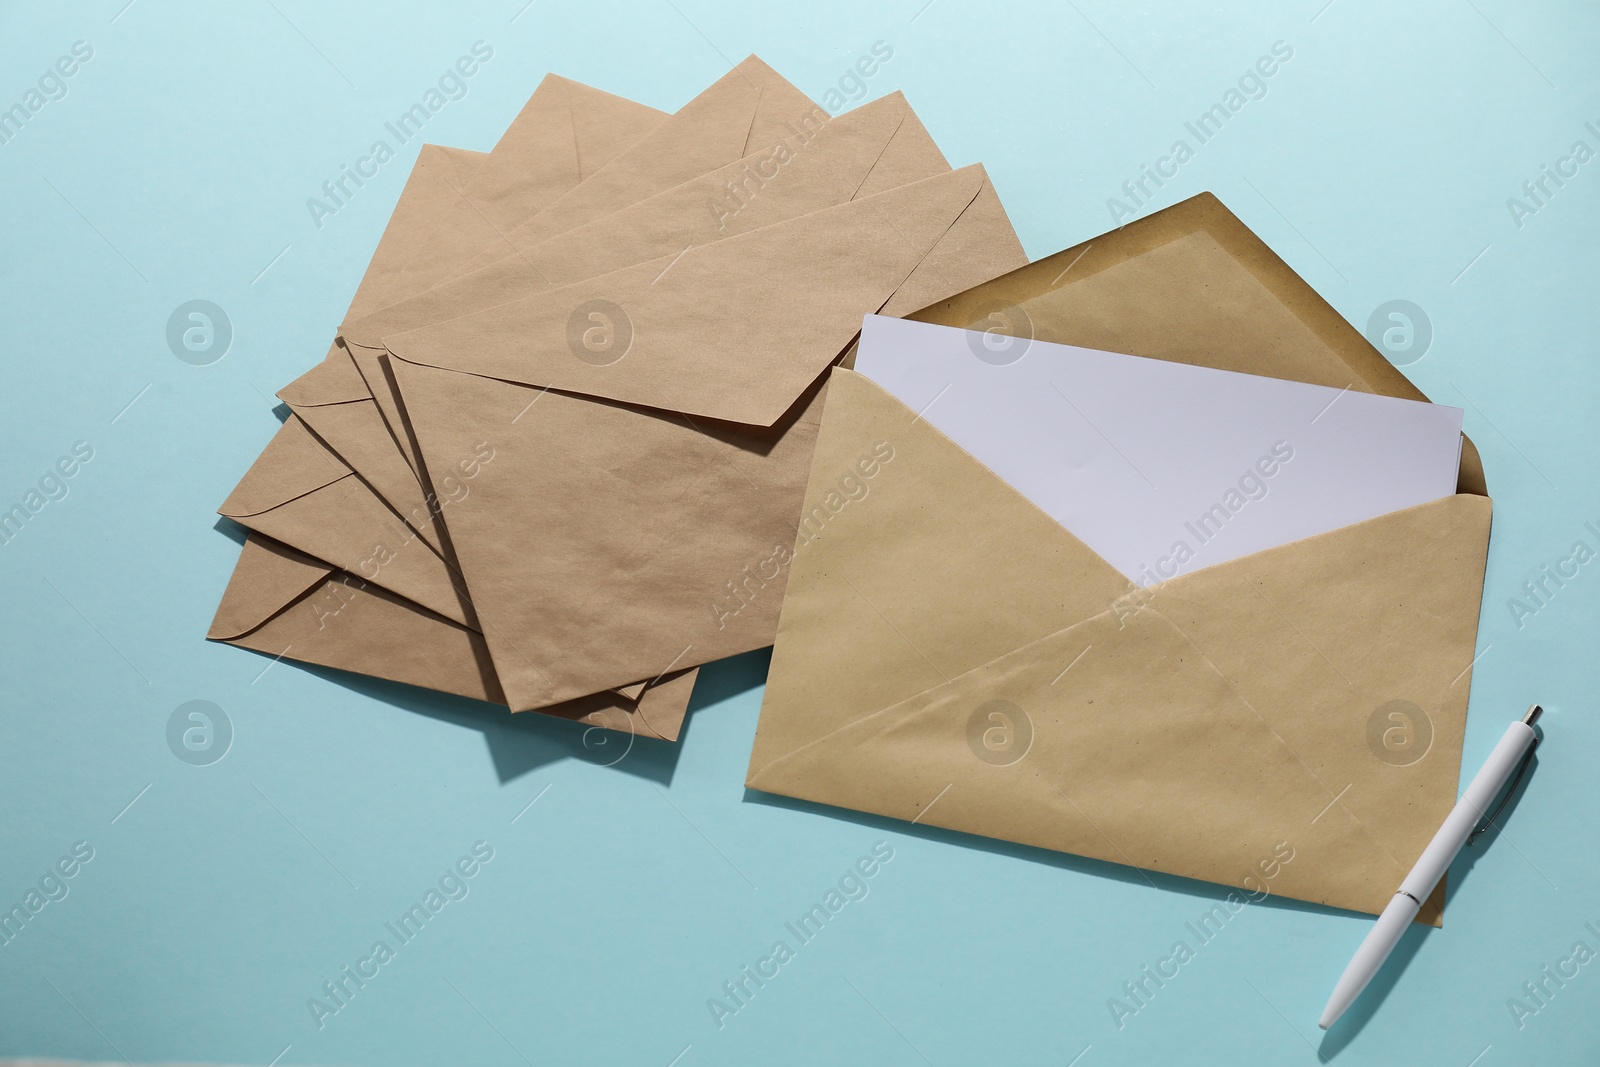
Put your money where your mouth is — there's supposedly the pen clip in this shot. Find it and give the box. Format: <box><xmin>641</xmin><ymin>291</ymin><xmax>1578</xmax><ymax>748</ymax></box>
<box><xmin>1467</xmin><ymin>735</ymin><xmax>1538</xmax><ymax>847</ymax></box>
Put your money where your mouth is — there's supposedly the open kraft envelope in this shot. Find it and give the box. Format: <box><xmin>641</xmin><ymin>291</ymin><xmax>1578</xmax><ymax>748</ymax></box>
<box><xmin>380</xmin><ymin>162</ymin><xmax>1027</xmax><ymax>715</ymax></box>
<box><xmin>747</xmin><ymin>192</ymin><xmax>1492</xmax><ymax>922</ymax></box>
<box><xmin>208</xmin><ymin>534</ymin><xmax>697</xmax><ymax>740</ymax></box>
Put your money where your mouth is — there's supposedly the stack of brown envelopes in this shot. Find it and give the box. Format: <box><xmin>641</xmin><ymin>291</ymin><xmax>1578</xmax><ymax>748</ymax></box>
<box><xmin>208</xmin><ymin>56</ymin><xmax>1029</xmax><ymax>741</ymax></box>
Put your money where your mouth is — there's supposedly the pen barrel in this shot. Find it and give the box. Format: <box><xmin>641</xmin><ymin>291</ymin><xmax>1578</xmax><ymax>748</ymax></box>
<box><xmin>1397</xmin><ymin>722</ymin><xmax>1536</xmax><ymax>902</ymax></box>
<box><xmin>1320</xmin><ymin>892</ymin><xmax>1420</xmax><ymax>1028</ymax></box>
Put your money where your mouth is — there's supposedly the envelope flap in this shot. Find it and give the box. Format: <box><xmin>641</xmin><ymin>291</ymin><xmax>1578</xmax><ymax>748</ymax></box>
<box><xmin>384</xmin><ymin>166</ymin><xmax>988</xmax><ymax>427</ymax></box>
<box><xmin>208</xmin><ymin>534</ymin><xmax>337</xmax><ymax>641</ymax></box>
<box><xmin>278</xmin><ymin>342</ymin><xmax>373</xmax><ymax>408</ymax></box>
<box><xmin>747</xmin><ymin>367</ymin><xmax>1131</xmax><ymax>769</ymax></box>
<box><xmin>434</xmin><ymin>144</ymin><xmax>487</xmax><ymax>188</ymax></box>
<box><xmin>563</xmin><ymin>76</ymin><xmax>672</xmax><ymax>180</ymax></box>
<box><xmin>482</xmin><ymin>56</ymin><xmax>820</xmax><ymax>259</ymax></box>
<box><xmin>338</xmin><ymin>92</ymin><xmax>945</xmax><ymax>353</ymax></box>
<box><xmin>466</xmin><ymin>73</ymin><xmax>668</xmax><ymax>230</ymax></box>
<box><xmin>909</xmin><ymin>192</ymin><xmax>1488</xmax><ymax>497</ymax></box>
<box><xmin>1141</xmin><ymin>491</ymin><xmax>1492</xmax><ymax>897</ymax></box>
<box><xmin>220</xmin><ymin>416</ymin><xmax>351</xmax><ymax>518</ymax></box>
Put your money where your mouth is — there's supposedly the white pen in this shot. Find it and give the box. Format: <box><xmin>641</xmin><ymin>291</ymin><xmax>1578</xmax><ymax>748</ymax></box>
<box><xmin>1319</xmin><ymin>704</ymin><xmax>1543</xmax><ymax>1030</ymax></box>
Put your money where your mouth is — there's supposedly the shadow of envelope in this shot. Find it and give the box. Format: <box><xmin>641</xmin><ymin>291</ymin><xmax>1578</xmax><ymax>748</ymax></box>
<box><xmin>747</xmin><ymin>193</ymin><xmax>1493</xmax><ymax>923</ymax></box>
<box><xmin>379</xmin><ymin>163</ymin><xmax>1028</xmax><ymax>714</ymax></box>
<box><xmin>208</xmin><ymin>534</ymin><xmax>697</xmax><ymax>740</ymax></box>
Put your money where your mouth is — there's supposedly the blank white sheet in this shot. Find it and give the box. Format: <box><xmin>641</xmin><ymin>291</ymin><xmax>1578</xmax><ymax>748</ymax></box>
<box><xmin>855</xmin><ymin>315</ymin><xmax>1464</xmax><ymax>587</ymax></box>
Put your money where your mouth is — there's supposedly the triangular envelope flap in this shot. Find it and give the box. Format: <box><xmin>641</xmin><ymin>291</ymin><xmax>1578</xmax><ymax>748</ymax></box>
<box><xmin>747</xmin><ymin>368</ymin><xmax>1131</xmax><ymax>770</ymax></box>
<box><xmin>278</xmin><ymin>341</ymin><xmax>373</xmax><ymax>407</ymax></box>
<box><xmin>433</xmin><ymin>144</ymin><xmax>486</xmax><ymax>187</ymax></box>
<box><xmin>219</xmin><ymin>416</ymin><xmax>351</xmax><ymax>518</ymax></box>
<box><xmin>208</xmin><ymin>534</ymin><xmax>336</xmax><ymax>641</ymax></box>
<box><xmin>339</xmin><ymin>92</ymin><xmax>935</xmax><ymax>353</ymax></box>
<box><xmin>211</xmin><ymin>538</ymin><xmax>698</xmax><ymax>731</ymax></box>
<box><xmin>563</xmin><ymin>76</ymin><xmax>671</xmax><ymax>181</ymax></box>
<box><xmin>219</xmin><ymin>563</ymin><xmax>509</xmax><ymax>707</ymax></box>
<box><xmin>909</xmin><ymin>192</ymin><xmax>1489</xmax><ymax>497</ymax></box>
<box><xmin>630</xmin><ymin>669</ymin><xmax>698</xmax><ymax>742</ymax></box>
<box><xmin>853</xmin><ymin>97</ymin><xmax>949</xmax><ymax>198</ymax></box>
<box><xmin>384</xmin><ymin>166</ymin><xmax>986</xmax><ymax>428</ymax></box>
<box><xmin>749</xmin><ymin>604</ymin><xmax>1412</xmax><ymax>916</ymax></box>
<box><xmin>469</xmin><ymin>74</ymin><xmax>667</xmax><ymax>230</ymax></box>
<box><xmin>466</xmin><ymin>56</ymin><xmax>818</xmax><ymax>265</ymax></box>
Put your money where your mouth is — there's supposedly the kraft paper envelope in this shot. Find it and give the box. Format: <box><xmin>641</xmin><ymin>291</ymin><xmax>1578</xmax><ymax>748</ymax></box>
<box><xmin>339</xmin><ymin>90</ymin><xmax>960</xmax><ymax>351</ymax></box>
<box><xmin>221</xmin><ymin>65</ymin><xmax>843</xmax><ymax>722</ymax></box>
<box><xmin>339</xmin><ymin>54</ymin><xmax>825</xmax><ymax>459</ymax></box>
<box><xmin>291</xmin><ymin>56</ymin><xmax>819</xmax><ymax>539</ymax></box>
<box><xmin>334</xmin><ymin>75</ymin><xmax>664</xmax><ymax>319</ymax></box>
<box><xmin>379</xmin><ymin>163</ymin><xmax>1027</xmax><ymax>714</ymax></box>
<box><xmin>442</xmin><ymin>55</ymin><xmax>821</xmax><ymax>279</ymax></box>
<box><xmin>250</xmin><ymin>77</ymin><xmax>665</xmax><ymax>640</ymax></box>
<box><xmin>209</xmin><ymin>534</ymin><xmax>696</xmax><ymax>739</ymax></box>
<box><xmin>285</xmin><ymin>74</ymin><xmax>668</xmax><ymax>498</ymax></box>
<box><xmin>747</xmin><ymin>192</ymin><xmax>1492</xmax><ymax>922</ymax></box>
<box><xmin>280</xmin><ymin>89</ymin><xmax>959</xmax><ymax>625</ymax></box>
<box><xmin>218</xmin><ymin>414</ymin><xmax>475</xmax><ymax>627</ymax></box>
<box><xmin>464</xmin><ymin>73</ymin><xmax>668</xmax><ymax>234</ymax></box>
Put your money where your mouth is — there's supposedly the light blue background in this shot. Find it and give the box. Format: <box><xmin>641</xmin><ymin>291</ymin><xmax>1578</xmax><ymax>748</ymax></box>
<box><xmin>1</xmin><ymin>0</ymin><xmax>1595</xmax><ymax>1063</ymax></box>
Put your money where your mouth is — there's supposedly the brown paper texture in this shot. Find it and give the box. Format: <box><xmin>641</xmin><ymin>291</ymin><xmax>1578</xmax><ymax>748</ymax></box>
<box><xmin>209</xmin><ymin>534</ymin><xmax>696</xmax><ymax>740</ymax></box>
<box><xmin>214</xmin><ymin>77</ymin><xmax>673</xmax><ymax>713</ymax></box>
<box><xmin>380</xmin><ymin>166</ymin><xmax>1026</xmax><ymax>713</ymax></box>
<box><xmin>749</xmin><ymin>194</ymin><xmax>1493</xmax><ymax>920</ymax></box>
<box><xmin>340</xmin><ymin>90</ymin><xmax>954</xmax><ymax>350</ymax></box>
